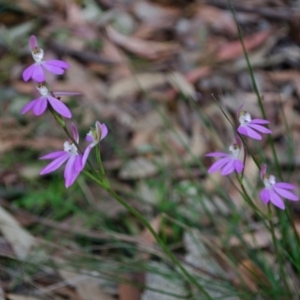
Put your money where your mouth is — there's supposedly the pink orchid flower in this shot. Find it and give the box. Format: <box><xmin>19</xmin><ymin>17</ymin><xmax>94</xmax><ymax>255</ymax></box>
<box><xmin>82</xmin><ymin>121</ymin><xmax>108</xmax><ymax>167</ymax></box>
<box><xmin>237</xmin><ymin>104</ymin><xmax>272</xmax><ymax>140</ymax></box>
<box><xmin>22</xmin><ymin>35</ymin><xmax>70</xmax><ymax>82</ymax></box>
<box><xmin>259</xmin><ymin>164</ymin><xmax>298</xmax><ymax>210</ymax></box>
<box><xmin>21</xmin><ymin>83</ymin><xmax>73</xmax><ymax>118</ymax></box>
<box><xmin>40</xmin><ymin>123</ymin><xmax>83</xmax><ymax>188</ymax></box>
<box><xmin>205</xmin><ymin>137</ymin><xmax>244</xmax><ymax>176</ymax></box>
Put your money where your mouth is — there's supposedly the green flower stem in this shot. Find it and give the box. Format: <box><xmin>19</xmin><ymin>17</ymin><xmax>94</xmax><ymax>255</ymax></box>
<box><xmin>106</xmin><ymin>187</ymin><xmax>213</xmax><ymax>299</ymax></box>
<box><xmin>228</xmin><ymin>0</ymin><xmax>281</xmax><ymax>178</ymax></box>
<box><xmin>268</xmin><ymin>206</ymin><xmax>290</xmax><ymax>294</ymax></box>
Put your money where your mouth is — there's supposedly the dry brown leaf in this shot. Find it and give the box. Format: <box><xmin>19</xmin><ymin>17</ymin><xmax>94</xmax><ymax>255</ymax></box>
<box><xmin>228</xmin><ymin>227</ymin><xmax>280</xmax><ymax>249</ymax></box>
<box><xmin>133</xmin><ymin>0</ymin><xmax>180</xmax><ymax>24</ymax></box>
<box><xmin>168</xmin><ymin>72</ymin><xmax>196</xmax><ymax>100</ymax></box>
<box><xmin>217</xmin><ymin>30</ymin><xmax>271</xmax><ymax>61</ymax></box>
<box><xmin>119</xmin><ymin>273</ymin><xmax>143</xmax><ymax>300</ymax></box>
<box><xmin>7</xmin><ymin>295</ymin><xmax>41</xmax><ymax>300</ymax></box>
<box><xmin>107</xmin><ymin>26</ymin><xmax>180</xmax><ymax>60</ymax></box>
<box><xmin>0</xmin><ymin>206</ymin><xmax>35</xmax><ymax>260</ymax></box>
<box><xmin>196</xmin><ymin>5</ymin><xmax>236</xmax><ymax>35</ymax></box>
<box><xmin>59</xmin><ymin>270</ymin><xmax>114</xmax><ymax>300</ymax></box>
<box><xmin>108</xmin><ymin>72</ymin><xmax>168</xmax><ymax>101</ymax></box>
<box><xmin>236</xmin><ymin>259</ymin><xmax>270</xmax><ymax>292</ymax></box>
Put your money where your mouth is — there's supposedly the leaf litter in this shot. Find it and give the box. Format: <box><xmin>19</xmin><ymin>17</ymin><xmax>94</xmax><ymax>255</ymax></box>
<box><xmin>1</xmin><ymin>0</ymin><xmax>300</xmax><ymax>298</ymax></box>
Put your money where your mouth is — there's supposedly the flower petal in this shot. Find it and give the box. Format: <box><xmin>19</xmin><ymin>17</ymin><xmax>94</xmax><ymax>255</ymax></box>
<box><xmin>44</xmin><ymin>60</ymin><xmax>70</xmax><ymax>69</ymax></box>
<box><xmin>40</xmin><ymin>151</ymin><xmax>66</xmax><ymax>160</ymax></box>
<box><xmin>101</xmin><ymin>124</ymin><xmax>108</xmax><ymax>140</ymax></box>
<box><xmin>208</xmin><ymin>157</ymin><xmax>230</xmax><ymax>173</ymax></box>
<box><xmin>234</xmin><ymin>159</ymin><xmax>244</xmax><ymax>173</ymax></box>
<box><xmin>41</xmin><ymin>62</ymin><xmax>64</xmax><ymax>75</ymax></box>
<box><xmin>221</xmin><ymin>160</ymin><xmax>235</xmax><ymax>176</ymax></box>
<box><xmin>40</xmin><ymin>152</ymin><xmax>70</xmax><ymax>174</ymax></box>
<box><xmin>32</xmin><ymin>64</ymin><xmax>45</xmax><ymax>82</ymax></box>
<box><xmin>71</xmin><ymin>123</ymin><xmax>79</xmax><ymax>143</ymax></box>
<box><xmin>273</xmin><ymin>186</ymin><xmax>299</xmax><ymax>201</ymax></box>
<box><xmin>64</xmin><ymin>155</ymin><xmax>81</xmax><ymax>188</ymax></box>
<box><xmin>22</xmin><ymin>64</ymin><xmax>36</xmax><ymax>82</ymax></box>
<box><xmin>29</xmin><ymin>35</ymin><xmax>38</xmax><ymax>50</ymax></box>
<box><xmin>260</xmin><ymin>188</ymin><xmax>270</xmax><ymax>204</ymax></box>
<box><xmin>82</xmin><ymin>145</ymin><xmax>93</xmax><ymax>168</ymax></box>
<box><xmin>21</xmin><ymin>99</ymin><xmax>39</xmax><ymax>114</ymax></box>
<box><xmin>47</xmin><ymin>95</ymin><xmax>72</xmax><ymax>118</ymax></box>
<box><xmin>269</xmin><ymin>189</ymin><xmax>285</xmax><ymax>210</ymax></box>
<box><xmin>275</xmin><ymin>182</ymin><xmax>296</xmax><ymax>190</ymax></box>
<box><xmin>33</xmin><ymin>97</ymin><xmax>47</xmax><ymax>115</ymax></box>
<box><xmin>248</xmin><ymin>123</ymin><xmax>272</xmax><ymax>134</ymax></box>
<box><xmin>238</xmin><ymin>125</ymin><xmax>262</xmax><ymax>140</ymax></box>
<box><xmin>205</xmin><ymin>152</ymin><xmax>229</xmax><ymax>157</ymax></box>
<box><xmin>250</xmin><ymin>119</ymin><xmax>270</xmax><ymax>124</ymax></box>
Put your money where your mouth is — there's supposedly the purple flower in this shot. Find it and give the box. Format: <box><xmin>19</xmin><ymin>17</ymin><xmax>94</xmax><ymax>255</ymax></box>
<box><xmin>22</xmin><ymin>35</ymin><xmax>70</xmax><ymax>82</ymax></box>
<box><xmin>259</xmin><ymin>164</ymin><xmax>298</xmax><ymax>210</ymax></box>
<box><xmin>205</xmin><ymin>137</ymin><xmax>244</xmax><ymax>176</ymax></box>
<box><xmin>21</xmin><ymin>83</ymin><xmax>72</xmax><ymax>118</ymax></box>
<box><xmin>82</xmin><ymin>121</ymin><xmax>108</xmax><ymax>167</ymax></box>
<box><xmin>40</xmin><ymin>123</ymin><xmax>83</xmax><ymax>188</ymax></box>
<box><xmin>237</xmin><ymin>105</ymin><xmax>272</xmax><ymax>140</ymax></box>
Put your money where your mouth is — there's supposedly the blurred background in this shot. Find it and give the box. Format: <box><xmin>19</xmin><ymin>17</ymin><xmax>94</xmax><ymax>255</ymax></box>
<box><xmin>1</xmin><ymin>0</ymin><xmax>300</xmax><ymax>299</ymax></box>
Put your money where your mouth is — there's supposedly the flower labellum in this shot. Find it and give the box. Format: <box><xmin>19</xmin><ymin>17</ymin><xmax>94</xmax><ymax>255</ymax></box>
<box><xmin>259</xmin><ymin>164</ymin><xmax>298</xmax><ymax>210</ymax></box>
<box><xmin>22</xmin><ymin>35</ymin><xmax>70</xmax><ymax>82</ymax></box>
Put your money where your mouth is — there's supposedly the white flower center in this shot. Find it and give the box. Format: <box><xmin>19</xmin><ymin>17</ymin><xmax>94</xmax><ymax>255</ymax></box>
<box><xmin>229</xmin><ymin>144</ymin><xmax>240</xmax><ymax>158</ymax></box>
<box><xmin>64</xmin><ymin>141</ymin><xmax>78</xmax><ymax>155</ymax></box>
<box><xmin>263</xmin><ymin>175</ymin><xmax>276</xmax><ymax>188</ymax></box>
<box><xmin>36</xmin><ymin>85</ymin><xmax>49</xmax><ymax>96</ymax></box>
<box><xmin>239</xmin><ymin>112</ymin><xmax>252</xmax><ymax>125</ymax></box>
<box><xmin>31</xmin><ymin>48</ymin><xmax>44</xmax><ymax>63</ymax></box>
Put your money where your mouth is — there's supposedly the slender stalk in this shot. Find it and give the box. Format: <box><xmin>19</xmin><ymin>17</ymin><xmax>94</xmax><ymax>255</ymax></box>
<box><xmin>227</xmin><ymin>0</ymin><xmax>281</xmax><ymax>178</ymax></box>
<box><xmin>106</xmin><ymin>187</ymin><xmax>213</xmax><ymax>299</ymax></box>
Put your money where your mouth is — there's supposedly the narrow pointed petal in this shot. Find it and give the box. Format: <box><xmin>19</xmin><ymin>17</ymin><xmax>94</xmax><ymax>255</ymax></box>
<box><xmin>44</xmin><ymin>60</ymin><xmax>70</xmax><ymax>69</ymax></box>
<box><xmin>71</xmin><ymin>123</ymin><xmax>79</xmax><ymax>143</ymax></box>
<box><xmin>64</xmin><ymin>155</ymin><xmax>80</xmax><ymax>188</ymax></box>
<box><xmin>221</xmin><ymin>160</ymin><xmax>235</xmax><ymax>176</ymax></box>
<box><xmin>47</xmin><ymin>95</ymin><xmax>72</xmax><ymax>118</ymax></box>
<box><xmin>238</xmin><ymin>125</ymin><xmax>262</xmax><ymax>140</ymax></box>
<box><xmin>274</xmin><ymin>182</ymin><xmax>296</xmax><ymax>190</ymax></box>
<box><xmin>100</xmin><ymin>124</ymin><xmax>108</xmax><ymax>140</ymax></box>
<box><xmin>208</xmin><ymin>157</ymin><xmax>230</xmax><ymax>173</ymax></box>
<box><xmin>40</xmin><ymin>153</ymin><xmax>70</xmax><ymax>174</ymax></box>
<box><xmin>41</xmin><ymin>62</ymin><xmax>64</xmax><ymax>74</ymax></box>
<box><xmin>248</xmin><ymin>123</ymin><xmax>272</xmax><ymax>134</ymax></box>
<box><xmin>250</xmin><ymin>119</ymin><xmax>270</xmax><ymax>124</ymax></box>
<box><xmin>234</xmin><ymin>160</ymin><xmax>244</xmax><ymax>173</ymax></box>
<box><xmin>32</xmin><ymin>64</ymin><xmax>45</xmax><ymax>82</ymax></box>
<box><xmin>260</xmin><ymin>188</ymin><xmax>270</xmax><ymax>204</ymax></box>
<box><xmin>273</xmin><ymin>187</ymin><xmax>299</xmax><ymax>201</ymax></box>
<box><xmin>40</xmin><ymin>151</ymin><xmax>66</xmax><ymax>160</ymax></box>
<box><xmin>260</xmin><ymin>164</ymin><xmax>267</xmax><ymax>179</ymax></box>
<box><xmin>33</xmin><ymin>97</ymin><xmax>47</xmax><ymax>115</ymax></box>
<box><xmin>74</xmin><ymin>155</ymin><xmax>83</xmax><ymax>172</ymax></box>
<box><xmin>237</xmin><ymin>103</ymin><xmax>244</xmax><ymax>118</ymax></box>
<box><xmin>82</xmin><ymin>145</ymin><xmax>93</xmax><ymax>168</ymax></box>
<box><xmin>22</xmin><ymin>64</ymin><xmax>36</xmax><ymax>82</ymax></box>
<box><xmin>269</xmin><ymin>190</ymin><xmax>285</xmax><ymax>210</ymax></box>
<box><xmin>21</xmin><ymin>99</ymin><xmax>39</xmax><ymax>114</ymax></box>
<box><xmin>53</xmin><ymin>91</ymin><xmax>81</xmax><ymax>96</ymax></box>
<box><xmin>205</xmin><ymin>152</ymin><xmax>229</xmax><ymax>157</ymax></box>
<box><xmin>29</xmin><ymin>35</ymin><xmax>38</xmax><ymax>50</ymax></box>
